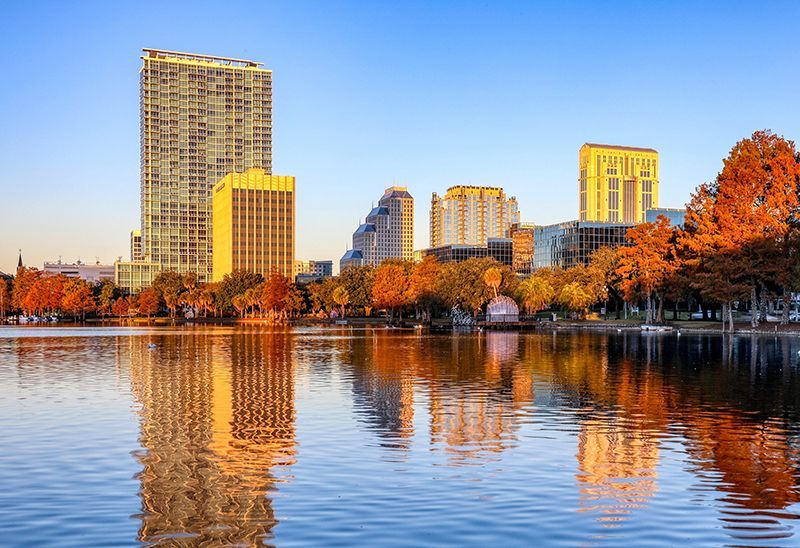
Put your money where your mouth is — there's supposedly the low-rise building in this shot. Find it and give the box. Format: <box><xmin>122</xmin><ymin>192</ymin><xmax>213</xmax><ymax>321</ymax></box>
<box><xmin>533</xmin><ymin>221</ymin><xmax>632</xmax><ymax>270</ymax></box>
<box><xmin>422</xmin><ymin>238</ymin><xmax>513</xmax><ymax>266</ymax></box>
<box><xmin>294</xmin><ymin>260</ymin><xmax>333</xmax><ymax>284</ymax></box>
<box><xmin>44</xmin><ymin>260</ymin><xmax>115</xmax><ymax>283</ymax></box>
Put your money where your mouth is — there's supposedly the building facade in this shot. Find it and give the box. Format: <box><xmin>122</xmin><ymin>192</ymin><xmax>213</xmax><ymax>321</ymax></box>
<box><xmin>533</xmin><ymin>221</ymin><xmax>632</xmax><ymax>270</ymax></box>
<box><xmin>579</xmin><ymin>143</ymin><xmax>659</xmax><ymax>224</ymax></box>
<box><xmin>43</xmin><ymin>260</ymin><xmax>115</xmax><ymax>283</ymax></box>
<box><xmin>340</xmin><ymin>186</ymin><xmax>414</xmax><ymax>270</ymax></box>
<box><xmin>294</xmin><ymin>260</ymin><xmax>333</xmax><ymax>284</ymax></box>
<box><xmin>422</xmin><ymin>238</ymin><xmax>513</xmax><ymax>266</ymax></box>
<box><xmin>509</xmin><ymin>222</ymin><xmax>536</xmax><ymax>275</ymax></box>
<box><xmin>117</xmin><ymin>49</ymin><xmax>273</xmax><ymax>292</ymax></box>
<box><xmin>212</xmin><ymin>169</ymin><xmax>295</xmax><ymax>282</ymax></box>
<box><xmin>430</xmin><ymin>185</ymin><xmax>519</xmax><ymax>247</ymax></box>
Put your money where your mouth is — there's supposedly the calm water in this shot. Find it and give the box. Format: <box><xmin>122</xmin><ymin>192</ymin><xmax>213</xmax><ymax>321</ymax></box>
<box><xmin>2</xmin><ymin>327</ymin><xmax>800</xmax><ymax>546</ymax></box>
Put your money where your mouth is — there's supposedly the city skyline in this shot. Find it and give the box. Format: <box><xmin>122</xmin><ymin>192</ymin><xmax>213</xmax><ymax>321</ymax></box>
<box><xmin>2</xmin><ymin>1</ymin><xmax>800</xmax><ymax>274</ymax></box>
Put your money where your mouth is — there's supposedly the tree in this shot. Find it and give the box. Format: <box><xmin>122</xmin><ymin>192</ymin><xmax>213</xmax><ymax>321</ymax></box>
<box><xmin>586</xmin><ymin>247</ymin><xmax>624</xmax><ymax>318</ymax></box>
<box><xmin>137</xmin><ymin>288</ymin><xmax>160</xmax><ymax>319</ymax></box>
<box><xmin>616</xmin><ymin>216</ymin><xmax>679</xmax><ymax>324</ymax></box>
<box><xmin>285</xmin><ymin>285</ymin><xmax>305</xmax><ymax>318</ymax></box>
<box><xmin>410</xmin><ymin>255</ymin><xmax>441</xmax><ymax>323</ymax></box>
<box><xmin>261</xmin><ymin>270</ymin><xmax>290</xmax><ymax>315</ymax></box>
<box><xmin>559</xmin><ymin>282</ymin><xmax>593</xmax><ymax>318</ymax></box>
<box><xmin>372</xmin><ymin>262</ymin><xmax>412</xmax><ymax>324</ymax></box>
<box><xmin>216</xmin><ymin>270</ymin><xmax>264</xmax><ymax>314</ymax></box>
<box><xmin>0</xmin><ymin>278</ymin><xmax>11</xmax><ymax>319</ymax></box>
<box><xmin>338</xmin><ymin>265</ymin><xmax>375</xmax><ymax>315</ymax></box>
<box><xmin>96</xmin><ymin>280</ymin><xmax>118</xmax><ymax>321</ymax></box>
<box><xmin>111</xmin><ymin>297</ymin><xmax>130</xmax><ymax>317</ymax></box>
<box><xmin>517</xmin><ymin>273</ymin><xmax>555</xmax><ymax>315</ymax></box>
<box><xmin>679</xmin><ymin>130</ymin><xmax>800</xmax><ymax>330</ymax></box>
<box><xmin>61</xmin><ymin>279</ymin><xmax>96</xmax><ymax>321</ymax></box>
<box><xmin>151</xmin><ymin>270</ymin><xmax>183</xmax><ymax>313</ymax></box>
<box><xmin>437</xmin><ymin>258</ymin><xmax>507</xmax><ymax>316</ymax></box>
<box><xmin>332</xmin><ymin>286</ymin><xmax>350</xmax><ymax>318</ymax></box>
<box><xmin>12</xmin><ymin>267</ymin><xmax>41</xmax><ymax>315</ymax></box>
<box><xmin>483</xmin><ymin>267</ymin><xmax>503</xmax><ymax>299</ymax></box>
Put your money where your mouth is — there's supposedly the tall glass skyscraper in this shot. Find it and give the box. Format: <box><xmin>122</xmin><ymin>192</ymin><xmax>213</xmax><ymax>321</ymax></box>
<box><xmin>117</xmin><ymin>49</ymin><xmax>272</xmax><ymax>293</ymax></box>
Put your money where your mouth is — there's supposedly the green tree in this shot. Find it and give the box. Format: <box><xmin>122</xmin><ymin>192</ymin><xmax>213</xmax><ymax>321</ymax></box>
<box><xmin>338</xmin><ymin>265</ymin><xmax>375</xmax><ymax>315</ymax></box>
<box><xmin>216</xmin><ymin>270</ymin><xmax>264</xmax><ymax>314</ymax></box>
<box><xmin>517</xmin><ymin>273</ymin><xmax>555</xmax><ymax>315</ymax></box>
<box><xmin>332</xmin><ymin>286</ymin><xmax>350</xmax><ymax>318</ymax></box>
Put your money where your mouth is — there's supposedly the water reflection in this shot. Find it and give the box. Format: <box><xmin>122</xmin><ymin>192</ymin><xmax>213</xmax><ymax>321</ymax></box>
<box><xmin>36</xmin><ymin>327</ymin><xmax>798</xmax><ymax>544</ymax></box>
<box><xmin>128</xmin><ymin>331</ymin><xmax>295</xmax><ymax>545</ymax></box>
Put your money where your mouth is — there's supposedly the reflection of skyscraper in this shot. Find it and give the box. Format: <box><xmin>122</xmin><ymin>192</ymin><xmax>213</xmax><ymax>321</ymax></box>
<box><xmin>425</xmin><ymin>333</ymin><xmax>532</xmax><ymax>462</ymax></box>
<box><xmin>128</xmin><ymin>332</ymin><xmax>295</xmax><ymax>545</ymax></box>
<box><xmin>576</xmin><ymin>417</ymin><xmax>660</xmax><ymax>526</ymax></box>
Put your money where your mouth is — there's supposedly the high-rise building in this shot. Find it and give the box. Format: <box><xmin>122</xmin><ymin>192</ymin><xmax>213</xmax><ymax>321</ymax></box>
<box><xmin>579</xmin><ymin>143</ymin><xmax>659</xmax><ymax>224</ymax></box>
<box><xmin>340</xmin><ymin>186</ymin><xmax>414</xmax><ymax>270</ymax></box>
<box><xmin>116</xmin><ymin>49</ymin><xmax>273</xmax><ymax>293</ymax></box>
<box><xmin>430</xmin><ymin>185</ymin><xmax>520</xmax><ymax>247</ymax></box>
<box><xmin>212</xmin><ymin>169</ymin><xmax>295</xmax><ymax>282</ymax></box>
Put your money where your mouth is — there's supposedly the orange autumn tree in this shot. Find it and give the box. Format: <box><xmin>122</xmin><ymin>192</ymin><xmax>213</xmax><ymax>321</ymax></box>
<box><xmin>372</xmin><ymin>261</ymin><xmax>413</xmax><ymax>325</ymax></box>
<box><xmin>137</xmin><ymin>288</ymin><xmax>160</xmax><ymax>319</ymax></box>
<box><xmin>410</xmin><ymin>255</ymin><xmax>440</xmax><ymax>323</ymax></box>
<box><xmin>681</xmin><ymin>130</ymin><xmax>800</xmax><ymax>330</ymax></box>
<box><xmin>616</xmin><ymin>215</ymin><xmax>679</xmax><ymax>324</ymax></box>
<box><xmin>61</xmin><ymin>279</ymin><xmax>96</xmax><ymax>321</ymax></box>
<box><xmin>12</xmin><ymin>267</ymin><xmax>41</xmax><ymax>315</ymax></box>
<box><xmin>261</xmin><ymin>269</ymin><xmax>290</xmax><ymax>316</ymax></box>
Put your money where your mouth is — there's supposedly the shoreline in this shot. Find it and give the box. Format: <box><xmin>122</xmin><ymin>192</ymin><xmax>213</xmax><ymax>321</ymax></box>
<box><xmin>4</xmin><ymin>317</ymin><xmax>800</xmax><ymax>337</ymax></box>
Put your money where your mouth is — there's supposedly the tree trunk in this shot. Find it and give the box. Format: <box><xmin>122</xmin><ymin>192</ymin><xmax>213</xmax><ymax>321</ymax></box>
<box><xmin>750</xmin><ymin>286</ymin><xmax>759</xmax><ymax>328</ymax></box>
<box><xmin>721</xmin><ymin>302</ymin><xmax>728</xmax><ymax>333</ymax></box>
<box><xmin>727</xmin><ymin>302</ymin><xmax>735</xmax><ymax>333</ymax></box>
<box><xmin>656</xmin><ymin>294</ymin><xmax>664</xmax><ymax>324</ymax></box>
<box><xmin>782</xmin><ymin>287</ymin><xmax>790</xmax><ymax>325</ymax></box>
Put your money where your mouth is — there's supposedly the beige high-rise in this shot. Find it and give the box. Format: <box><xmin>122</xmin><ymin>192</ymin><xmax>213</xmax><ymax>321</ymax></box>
<box><xmin>429</xmin><ymin>186</ymin><xmax>520</xmax><ymax>247</ymax></box>
<box><xmin>117</xmin><ymin>49</ymin><xmax>272</xmax><ymax>293</ymax></box>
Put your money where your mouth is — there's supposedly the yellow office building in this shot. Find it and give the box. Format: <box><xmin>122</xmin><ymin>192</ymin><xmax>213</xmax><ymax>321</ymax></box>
<box><xmin>579</xmin><ymin>143</ymin><xmax>659</xmax><ymax>224</ymax></box>
<box><xmin>212</xmin><ymin>169</ymin><xmax>295</xmax><ymax>282</ymax></box>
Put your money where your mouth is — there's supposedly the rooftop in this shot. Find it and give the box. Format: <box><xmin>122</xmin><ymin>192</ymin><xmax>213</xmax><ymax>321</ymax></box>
<box><xmin>582</xmin><ymin>142</ymin><xmax>658</xmax><ymax>153</ymax></box>
<box><xmin>142</xmin><ymin>48</ymin><xmax>264</xmax><ymax>68</ymax></box>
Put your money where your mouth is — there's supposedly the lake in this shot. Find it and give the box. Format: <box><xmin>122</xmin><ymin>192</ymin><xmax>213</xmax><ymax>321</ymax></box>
<box><xmin>1</xmin><ymin>326</ymin><xmax>800</xmax><ymax>546</ymax></box>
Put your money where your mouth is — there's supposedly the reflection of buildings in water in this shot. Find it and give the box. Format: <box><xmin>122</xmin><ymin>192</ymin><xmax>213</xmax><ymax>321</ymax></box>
<box><xmin>427</xmin><ymin>333</ymin><xmax>533</xmax><ymax>462</ymax></box>
<box><xmin>128</xmin><ymin>332</ymin><xmax>296</xmax><ymax>545</ymax></box>
<box><xmin>348</xmin><ymin>331</ymin><xmax>416</xmax><ymax>450</ymax></box>
<box><xmin>576</xmin><ymin>417</ymin><xmax>660</xmax><ymax>526</ymax></box>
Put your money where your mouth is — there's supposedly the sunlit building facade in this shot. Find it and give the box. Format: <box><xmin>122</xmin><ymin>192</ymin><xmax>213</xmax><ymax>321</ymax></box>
<box><xmin>117</xmin><ymin>49</ymin><xmax>273</xmax><ymax>292</ymax></box>
<box><xmin>212</xmin><ymin>169</ymin><xmax>295</xmax><ymax>281</ymax></box>
<box><xmin>340</xmin><ymin>186</ymin><xmax>414</xmax><ymax>270</ymax></box>
<box><xmin>579</xmin><ymin>143</ymin><xmax>659</xmax><ymax>224</ymax></box>
<box><xmin>430</xmin><ymin>185</ymin><xmax>519</xmax><ymax>247</ymax></box>
<box><xmin>509</xmin><ymin>222</ymin><xmax>536</xmax><ymax>274</ymax></box>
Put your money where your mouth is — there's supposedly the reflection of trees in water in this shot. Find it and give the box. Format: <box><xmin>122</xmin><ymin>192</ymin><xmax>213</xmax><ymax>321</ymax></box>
<box><xmin>128</xmin><ymin>331</ymin><xmax>295</xmax><ymax>545</ymax></box>
<box><xmin>345</xmin><ymin>330</ymin><xmax>534</xmax><ymax>462</ymax></box>
<box><xmin>522</xmin><ymin>332</ymin><xmax>800</xmax><ymax>534</ymax></box>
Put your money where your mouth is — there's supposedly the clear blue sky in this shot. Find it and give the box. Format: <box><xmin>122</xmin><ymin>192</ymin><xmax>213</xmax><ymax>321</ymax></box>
<box><xmin>1</xmin><ymin>0</ymin><xmax>799</xmax><ymax>274</ymax></box>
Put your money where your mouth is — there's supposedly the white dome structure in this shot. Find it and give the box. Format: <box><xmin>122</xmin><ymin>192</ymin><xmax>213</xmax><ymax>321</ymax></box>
<box><xmin>486</xmin><ymin>295</ymin><xmax>519</xmax><ymax>323</ymax></box>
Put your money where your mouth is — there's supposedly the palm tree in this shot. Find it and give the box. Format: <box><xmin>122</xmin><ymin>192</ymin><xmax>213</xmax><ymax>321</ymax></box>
<box><xmin>332</xmin><ymin>286</ymin><xmax>349</xmax><ymax>318</ymax></box>
<box><xmin>483</xmin><ymin>267</ymin><xmax>503</xmax><ymax>298</ymax></box>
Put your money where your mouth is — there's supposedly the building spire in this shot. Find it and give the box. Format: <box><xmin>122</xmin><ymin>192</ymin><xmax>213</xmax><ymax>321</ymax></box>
<box><xmin>17</xmin><ymin>249</ymin><xmax>22</xmax><ymax>269</ymax></box>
